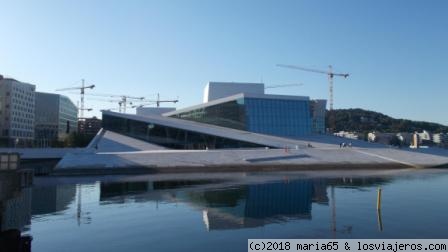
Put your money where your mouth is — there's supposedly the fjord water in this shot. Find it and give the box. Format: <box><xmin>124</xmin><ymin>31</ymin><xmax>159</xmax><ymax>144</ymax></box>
<box><xmin>5</xmin><ymin>170</ymin><xmax>448</xmax><ymax>251</ymax></box>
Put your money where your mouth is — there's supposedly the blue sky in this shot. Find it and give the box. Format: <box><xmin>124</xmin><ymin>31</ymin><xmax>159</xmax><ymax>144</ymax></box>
<box><xmin>0</xmin><ymin>0</ymin><xmax>447</xmax><ymax>125</ymax></box>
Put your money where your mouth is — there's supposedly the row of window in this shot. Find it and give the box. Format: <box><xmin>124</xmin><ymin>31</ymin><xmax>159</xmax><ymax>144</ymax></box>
<box><xmin>12</xmin><ymin>98</ymin><xmax>34</xmax><ymax>108</ymax></box>
<box><xmin>12</xmin><ymin>110</ymin><xmax>34</xmax><ymax>119</ymax></box>
<box><xmin>11</xmin><ymin>122</ymin><xmax>33</xmax><ymax>129</ymax></box>
<box><xmin>13</xmin><ymin>85</ymin><xmax>35</xmax><ymax>93</ymax></box>
<box><xmin>12</xmin><ymin>93</ymin><xmax>34</xmax><ymax>103</ymax></box>
<box><xmin>12</xmin><ymin>105</ymin><xmax>34</xmax><ymax>115</ymax></box>
<box><xmin>11</xmin><ymin>129</ymin><xmax>33</xmax><ymax>138</ymax></box>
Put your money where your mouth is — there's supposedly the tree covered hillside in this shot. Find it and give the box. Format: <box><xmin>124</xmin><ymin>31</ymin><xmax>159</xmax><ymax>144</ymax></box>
<box><xmin>326</xmin><ymin>109</ymin><xmax>448</xmax><ymax>133</ymax></box>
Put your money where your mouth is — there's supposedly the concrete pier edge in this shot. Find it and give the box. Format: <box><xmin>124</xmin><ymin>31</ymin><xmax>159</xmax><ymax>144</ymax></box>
<box><xmin>48</xmin><ymin>162</ymin><xmax>437</xmax><ymax>176</ymax></box>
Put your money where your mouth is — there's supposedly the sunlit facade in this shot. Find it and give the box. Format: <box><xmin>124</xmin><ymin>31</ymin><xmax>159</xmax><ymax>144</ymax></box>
<box><xmin>101</xmin><ymin>82</ymin><xmax>327</xmax><ymax>150</ymax></box>
<box><xmin>0</xmin><ymin>76</ymin><xmax>36</xmax><ymax>146</ymax></box>
<box><xmin>166</xmin><ymin>93</ymin><xmax>316</xmax><ymax>137</ymax></box>
<box><xmin>35</xmin><ymin>92</ymin><xmax>78</xmax><ymax>144</ymax></box>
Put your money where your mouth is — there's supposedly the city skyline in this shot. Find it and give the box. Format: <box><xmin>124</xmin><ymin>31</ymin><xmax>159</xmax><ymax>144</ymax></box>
<box><xmin>0</xmin><ymin>0</ymin><xmax>447</xmax><ymax>125</ymax></box>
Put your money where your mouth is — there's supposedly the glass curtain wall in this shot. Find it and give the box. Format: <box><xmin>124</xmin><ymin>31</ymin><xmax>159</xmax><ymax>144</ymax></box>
<box><xmin>102</xmin><ymin>114</ymin><xmax>265</xmax><ymax>149</ymax></box>
<box><xmin>170</xmin><ymin>99</ymin><xmax>246</xmax><ymax>130</ymax></box>
<box><xmin>245</xmin><ymin>98</ymin><xmax>312</xmax><ymax>137</ymax></box>
<box><xmin>310</xmin><ymin>100</ymin><xmax>326</xmax><ymax>134</ymax></box>
<box><xmin>170</xmin><ymin>97</ymin><xmax>313</xmax><ymax>137</ymax></box>
<box><xmin>58</xmin><ymin>96</ymin><xmax>78</xmax><ymax>138</ymax></box>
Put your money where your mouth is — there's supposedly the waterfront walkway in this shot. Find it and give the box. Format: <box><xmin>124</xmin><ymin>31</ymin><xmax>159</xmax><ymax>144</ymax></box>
<box><xmin>3</xmin><ymin>129</ymin><xmax>448</xmax><ymax>175</ymax></box>
<box><xmin>53</xmin><ymin>130</ymin><xmax>448</xmax><ymax>175</ymax></box>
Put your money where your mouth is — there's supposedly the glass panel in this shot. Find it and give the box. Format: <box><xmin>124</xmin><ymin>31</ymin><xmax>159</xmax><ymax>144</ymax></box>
<box><xmin>168</xmin><ymin>97</ymin><xmax>323</xmax><ymax>138</ymax></box>
<box><xmin>245</xmin><ymin>98</ymin><xmax>312</xmax><ymax>137</ymax></box>
<box><xmin>170</xmin><ymin>100</ymin><xmax>247</xmax><ymax>130</ymax></box>
<box><xmin>102</xmin><ymin>114</ymin><xmax>265</xmax><ymax>150</ymax></box>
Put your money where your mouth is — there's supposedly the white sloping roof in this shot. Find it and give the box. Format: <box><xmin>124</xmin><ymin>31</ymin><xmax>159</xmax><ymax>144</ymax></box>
<box><xmin>96</xmin><ymin>130</ymin><xmax>166</xmax><ymax>152</ymax></box>
<box><xmin>102</xmin><ymin>110</ymin><xmax>309</xmax><ymax>148</ymax></box>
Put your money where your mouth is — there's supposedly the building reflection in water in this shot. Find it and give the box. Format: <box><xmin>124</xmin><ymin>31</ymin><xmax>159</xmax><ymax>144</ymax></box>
<box><xmin>0</xmin><ymin>172</ymin><xmax>33</xmax><ymax>252</ymax></box>
<box><xmin>97</xmin><ymin>176</ymin><xmax>388</xmax><ymax>231</ymax></box>
<box><xmin>1</xmin><ymin>173</ymin><xmax>389</xmax><ymax>251</ymax></box>
<box><xmin>31</xmin><ymin>185</ymin><xmax>76</xmax><ymax>215</ymax></box>
<box><xmin>189</xmin><ymin>180</ymin><xmax>318</xmax><ymax>230</ymax></box>
<box><xmin>99</xmin><ymin>179</ymin><xmax>225</xmax><ymax>204</ymax></box>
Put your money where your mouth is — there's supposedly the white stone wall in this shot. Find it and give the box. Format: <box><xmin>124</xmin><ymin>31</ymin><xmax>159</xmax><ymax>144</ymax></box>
<box><xmin>203</xmin><ymin>82</ymin><xmax>265</xmax><ymax>103</ymax></box>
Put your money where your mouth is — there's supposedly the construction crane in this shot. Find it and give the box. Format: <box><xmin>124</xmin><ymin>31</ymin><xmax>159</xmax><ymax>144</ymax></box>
<box><xmin>56</xmin><ymin>79</ymin><xmax>95</xmax><ymax>118</ymax></box>
<box><xmin>81</xmin><ymin>92</ymin><xmax>178</xmax><ymax>112</ymax></box>
<box><xmin>154</xmin><ymin>93</ymin><xmax>178</xmax><ymax>107</ymax></box>
<box><xmin>276</xmin><ymin>64</ymin><xmax>349</xmax><ymax>110</ymax></box>
<box><xmin>86</xmin><ymin>97</ymin><xmax>126</xmax><ymax>112</ymax></box>
<box><xmin>132</xmin><ymin>93</ymin><xmax>179</xmax><ymax>108</ymax></box>
<box><xmin>117</xmin><ymin>95</ymin><xmax>144</xmax><ymax>113</ymax></box>
<box><xmin>81</xmin><ymin>93</ymin><xmax>144</xmax><ymax>113</ymax></box>
<box><xmin>101</xmin><ymin>95</ymin><xmax>143</xmax><ymax>113</ymax></box>
<box><xmin>265</xmin><ymin>83</ymin><xmax>303</xmax><ymax>90</ymax></box>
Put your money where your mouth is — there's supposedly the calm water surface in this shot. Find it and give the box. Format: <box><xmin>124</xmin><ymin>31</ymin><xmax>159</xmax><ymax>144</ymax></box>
<box><xmin>2</xmin><ymin>170</ymin><xmax>448</xmax><ymax>251</ymax></box>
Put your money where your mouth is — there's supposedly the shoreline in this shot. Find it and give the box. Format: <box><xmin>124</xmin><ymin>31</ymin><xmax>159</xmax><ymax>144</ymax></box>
<box><xmin>50</xmin><ymin>162</ymin><xmax>426</xmax><ymax>176</ymax></box>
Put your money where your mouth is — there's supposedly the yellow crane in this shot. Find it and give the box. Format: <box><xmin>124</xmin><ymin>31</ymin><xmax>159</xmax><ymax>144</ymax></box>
<box><xmin>276</xmin><ymin>64</ymin><xmax>349</xmax><ymax>110</ymax></box>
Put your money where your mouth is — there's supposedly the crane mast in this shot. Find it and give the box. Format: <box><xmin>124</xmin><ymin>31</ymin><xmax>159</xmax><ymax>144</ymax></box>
<box><xmin>328</xmin><ymin>66</ymin><xmax>334</xmax><ymax>110</ymax></box>
<box><xmin>155</xmin><ymin>93</ymin><xmax>178</xmax><ymax>107</ymax></box>
<box><xmin>56</xmin><ymin>79</ymin><xmax>95</xmax><ymax>118</ymax></box>
<box><xmin>80</xmin><ymin>79</ymin><xmax>85</xmax><ymax>118</ymax></box>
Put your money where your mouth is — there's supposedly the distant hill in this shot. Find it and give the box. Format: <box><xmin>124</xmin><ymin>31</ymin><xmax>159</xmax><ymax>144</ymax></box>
<box><xmin>326</xmin><ymin>108</ymin><xmax>448</xmax><ymax>133</ymax></box>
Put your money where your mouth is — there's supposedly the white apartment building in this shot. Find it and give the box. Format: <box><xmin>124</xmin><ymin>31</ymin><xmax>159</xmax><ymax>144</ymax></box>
<box><xmin>0</xmin><ymin>75</ymin><xmax>36</xmax><ymax>146</ymax></box>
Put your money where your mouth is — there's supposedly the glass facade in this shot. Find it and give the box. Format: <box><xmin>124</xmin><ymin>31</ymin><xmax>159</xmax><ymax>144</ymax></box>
<box><xmin>245</xmin><ymin>98</ymin><xmax>311</xmax><ymax>137</ymax></box>
<box><xmin>58</xmin><ymin>95</ymin><xmax>78</xmax><ymax>139</ymax></box>
<box><xmin>35</xmin><ymin>93</ymin><xmax>59</xmax><ymax>141</ymax></box>
<box><xmin>34</xmin><ymin>92</ymin><xmax>78</xmax><ymax>143</ymax></box>
<box><xmin>172</xmin><ymin>99</ymin><xmax>246</xmax><ymax>130</ymax></box>
<box><xmin>310</xmin><ymin>100</ymin><xmax>327</xmax><ymax>134</ymax></box>
<box><xmin>171</xmin><ymin>96</ymin><xmax>314</xmax><ymax>137</ymax></box>
<box><xmin>102</xmin><ymin>114</ymin><xmax>265</xmax><ymax>149</ymax></box>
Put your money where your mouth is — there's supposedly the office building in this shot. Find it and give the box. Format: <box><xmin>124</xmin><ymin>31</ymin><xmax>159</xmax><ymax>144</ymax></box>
<box><xmin>78</xmin><ymin>117</ymin><xmax>102</xmax><ymax>135</ymax></box>
<box><xmin>35</xmin><ymin>92</ymin><xmax>78</xmax><ymax>143</ymax></box>
<box><xmin>0</xmin><ymin>75</ymin><xmax>36</xmax><ymax>146</ymax></box>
